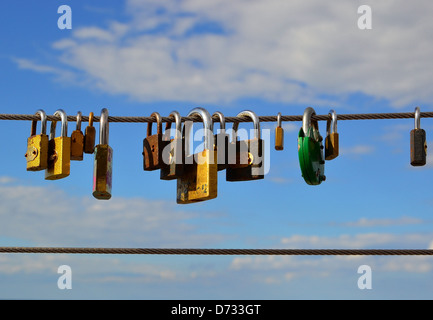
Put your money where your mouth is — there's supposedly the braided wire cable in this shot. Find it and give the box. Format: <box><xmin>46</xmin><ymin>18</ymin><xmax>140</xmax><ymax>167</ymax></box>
<box><xmin>1</xmin><ymin>112</ymin><xmax>433</xmax><ymax>123</ymax></box>
<box><xmin>0</xmin><ymin>247</ymin><xmax>432</xmax><ymax>255</ymax></box>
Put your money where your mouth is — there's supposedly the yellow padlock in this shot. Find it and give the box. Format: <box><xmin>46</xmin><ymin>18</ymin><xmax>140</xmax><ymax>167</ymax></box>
<box><xmin>26</xmin><ymin>109</ymin><xmax>49</xmax><ymax>171</ymax></box>
<box><xmin>45</xmin><ymin>109</ymin><xmax>71</xmax><ymax>180</ymax></box>
<box><xmin>177</xmin><ymin>108</ymin><xmax>217</xmax><ymax>204</ymax></box>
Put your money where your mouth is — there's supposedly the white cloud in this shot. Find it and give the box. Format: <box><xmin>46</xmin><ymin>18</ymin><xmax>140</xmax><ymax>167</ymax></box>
<box><xmin>340</xmin><ymin>144</ymin><xmax>374</xmax><ymax>156</ymax></box>
<box><xmin>0</xmin><ymin>183</ymin><xmax>225</xmax><ymax>248</ymax></box>
<box><xmin>337</xmin><ymin>216</ymin><xmax>425</xmax><ymax>227</ymax></box>
<box><xmin>16</xmin><ymin>0</ymin><xmax>433</xmax><ymax>107</ymax></box>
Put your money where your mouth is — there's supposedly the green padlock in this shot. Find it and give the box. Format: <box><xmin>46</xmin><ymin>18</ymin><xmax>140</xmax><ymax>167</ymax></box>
<box><xmin>298</xmin><ymin>107</ymin><xmax>326</xmax><ymax>185</ymax></box>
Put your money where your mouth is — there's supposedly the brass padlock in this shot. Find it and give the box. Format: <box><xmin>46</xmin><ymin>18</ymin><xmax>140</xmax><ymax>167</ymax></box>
<box><xmin>71</xmin><ymin>111</ymin><xmax>84</xmax><ymax>161</ymax></box>
<box><xmin>213</xmin><ymin>111</ymin><xmax>229</xmax><ymax>171</ymax></box>
<box><xmin>177</xmin><ymin>107</ymin><xmax>217</xmax><ymax>204</ymax></box>
<box><xmin>143</xmin><ymin>112</ymin><xmax>169</xmax><ymax>171</ymax></box>
<box><xmin>83</xmin><ymin>112</ymin><xmax>96</xmax><ymax>154</ymax></box>
<box><xmin>45</xmin><ymin>109</ymin><xmax>71</xmax><ymax>180</ymax></box>
<box><xmin>26</xmin><ymin>109</ymin><xmax>49</xmax><ymax>171</ymax></box>
<box><xmin>226</xmin><ymin>110</ymin><xmax>265</xmax><ymax>182</ymax></box>
<box><xmin>93</xmin><ymin>108</ymin><xmax>113</xmax><ymax>200</ymax></box>
<box><xmin>160</xmin><ymin>111</ymin><xmax>184</xmax><ymax>180</ymax></box>
<box><xmin>410</xmin><ymin>106</ymin><xmax>427</xmax><ymax>166</ymax></box>
<box><xmin>275</xmin><ymin>112</ymin><xmax>284</xmax><ymax>151</ymax></box>
<box><xmin>325</xmin><ymin>109</ymin><xmax>339</xmax><ymax>160</ymax></box>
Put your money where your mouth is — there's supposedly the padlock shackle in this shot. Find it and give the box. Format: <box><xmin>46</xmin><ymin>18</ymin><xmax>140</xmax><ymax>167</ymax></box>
<box><xmin>166</xmin><ymin>111</ymin><xmax>182</xmax><ymax>140</ymax></box>
<box><xmin>31</xmin><ymin>109</ymin><xmax>47</xmax><ymax>136</ymax></box>
<box><xmin>147</xmin><ymin>112</ymin><xmax>162</xmax><ymax>137</ymax></box>
<box><xmin>49</xmin><ymin>109</ymin><xmax>68</xmax><ymax>140</ymax></box>
<box><xmin>213</xmin><ymin>111</ymin><xmax>226</xmax><ymax>132</ymax></box>
<box><xmin>88</xmin><ymin>112</ymin><xmax>94</xmax><ymax>127</ymax></box>
<box><xmin>326</xmin><ymin>109</ymin><xmax>337</xmax><ymax>136</ymax></box>
<box><xmin>99</xmin><ymin>108</ymin><xmax>109</xmax><ymax>145</ymax></box>
<box><xmin>414</xmin><ymin>106</ymin><xmax>421</xmax><ymax>130</ymax></box>
<box><xmin>277</xmin><ymin>112</ymin><xmax>282</xmax><ymax>128</ymax></box>
<box><xmin>302</xmin><ymin>107</ymin><xmax>319</xmax><ymax>137</ymax></box>
<box><xmin>76</xmin><ymin>111</ymin><xmax>82</xmax><ymax>131</ymax></box>
<box><xmin>184</xmin><ymin>107</ymin><xmax>213</xmax><ymax>154</ymax></box>
<box><xmin>232</xmin><ymin>110</ymin><xmax>261</xmax><ymax>141</ymax></box>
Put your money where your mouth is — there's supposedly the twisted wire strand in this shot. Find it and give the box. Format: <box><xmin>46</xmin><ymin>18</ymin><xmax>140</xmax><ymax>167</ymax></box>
<box><xmin>0</xmin><ymin>247</ymin><xmax>432</xmax><ymax>255</ymax></box>
<box><xmin>1</xmin><ymin>112</ymin><xmax>433</xmax><ymax>123</ymax></box>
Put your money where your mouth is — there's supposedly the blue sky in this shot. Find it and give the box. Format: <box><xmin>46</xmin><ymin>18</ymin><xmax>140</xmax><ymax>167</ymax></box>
<box><xmin>1</xmin><ymin>0</ymin><xmax>433</xmax><ymax>300</ymax></box>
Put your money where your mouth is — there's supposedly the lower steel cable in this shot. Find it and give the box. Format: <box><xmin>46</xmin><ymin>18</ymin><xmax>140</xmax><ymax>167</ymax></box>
<box><xmin>0</xmin><ymin>247</ymin><xmax>432</xmax><ymax>255</ymax></box>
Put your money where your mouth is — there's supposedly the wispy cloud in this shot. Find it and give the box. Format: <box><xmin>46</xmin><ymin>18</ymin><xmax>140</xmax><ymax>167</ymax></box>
<box><xmin>14</xmin><ymin>0</ymin><xmax>433</xmax><ymax>107</ymax></box>
<box><xmin>333</xmin><ymin>216</ymin><xmax>425</xmax><ymax>228</ymax></box>
<box><xmin>340</xmin><ymin>144</ymin><xmax>374</xmax><ymax>156</ymax></box>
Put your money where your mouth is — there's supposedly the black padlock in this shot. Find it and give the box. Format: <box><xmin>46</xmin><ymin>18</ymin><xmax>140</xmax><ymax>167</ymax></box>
<box><xmin>410</xmin><ymin>107</ymin><xmax>427</xmax><ymax>166</ymax></box>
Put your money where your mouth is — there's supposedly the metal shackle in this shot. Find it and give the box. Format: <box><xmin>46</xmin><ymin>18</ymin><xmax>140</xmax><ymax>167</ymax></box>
<box><xmin>99</xmin><ymin>108</ymin><xmax>109</xmax><ymax>145</ymax></box>
<box><xmin>213</xmin><ymin>111</ymin><xmax>226</xmax><ymax>133</ymax></box>
<box><xmin>147</xmin><ymin>112</ymin><xmax>162</xmax><ymax>137</ymax></box>
<box><xmin>167</xmin><ymin>111</ymin><xmax>182</xmax><ymax>140</ymax></box>
<box><xmin>31</xmin><ymin>109</ymin><xmax>47</xmax><ymax>136</ymax></box>
<box><xmin>184</xmin><ymin>107</ymin><xmax>213</xmax><ymax>153</ymax></box>
<box><xmin>277</xmin><ymin>112</ymin><xmax>282</xmax><ymax>128</ymax></box>
<box><xmin>414</xmin><ymin>107</ymin><xmax>421</xmax><ymax>130</ymax></box>
<box><xmin>302</xmin><ymin>107</ymin><xmax>318</xmax><ymax>137</ymax></box>
<box><xmin>76</xmin><ymin>111</ymin><xmax>82</xmax><ymax>131</ymax></box>
<box><xmin>232</xmin><ymin>110</ymin><xmax>261</xmax><ymax>142</ymax></box>
<box><xmin>49</xmin><ymin>109</ymin><xmax>68</xmax><ymax>140</ymax></box>
<box><xmin>326</xmin><ymin>109</ymin><xmax>337</xmax><ymax>136</ymax></box>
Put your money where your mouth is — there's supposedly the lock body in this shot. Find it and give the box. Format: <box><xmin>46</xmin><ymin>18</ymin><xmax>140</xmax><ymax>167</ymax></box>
<box><xmin>410</xmin><ymin>129</ymin><xmax>427</xmax><ymax>166</ymax></box>
<box><xmin>93</xmin><ymin>144</ymin><xmax>113</xmax><ymax>200</ymax></box>
<box><xmin>71</xmin><ymin>130</ymin><xmax>84</xmax><ymax>161</ymax></box>
<box><xmin>226</xmin><ymin>138</ymin><xmax>264</xmax><ymax>181</ymax></box>
<box><xmin>325</xmin><ymin>132</ymin><xmax>339</xmax><ymax>160</ymax></box>
<box><xmin>275</xmin><ymin>127</ymin><xmax>284</xmax><ymax>151</ymax></box>
<box><xmin>26</xmin><ymin>134</ymin><xmax>49</xmax><ymax>171</ymax></box>
<box><xmin>177</xmin><ymin>149</ymin><xmax>218</xmax><ymax>204</ymax></box>
<box><xmin>45</xmin><ymin>136</ymin><xmax>71</xmax><ymax>180</ymax></box>
<box><xmin>160</xmin><ymin>138</ymin><xmax>184</xmax><ymax>180</ymax></box>
<box><xmin>143</xmin><ymin>133</ymin><xmax>169</xmax><ymax>170</ymax></box>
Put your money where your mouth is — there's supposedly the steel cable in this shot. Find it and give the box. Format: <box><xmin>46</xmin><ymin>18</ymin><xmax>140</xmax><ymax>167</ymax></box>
<box><xmin>0</xmin><ymin>247</ymin><xmax>432</xmax><ymax>255</ymax></box>
<box><xmin>1</xmin><ymin>112</ymin><xmax>433</xmax><ymax>123</ymax></box>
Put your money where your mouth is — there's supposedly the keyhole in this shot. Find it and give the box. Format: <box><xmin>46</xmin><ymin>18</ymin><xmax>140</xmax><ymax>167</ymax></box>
<box><xmin>151</xmin><ymin>144</ymin><xmax>155</xmax><ymax>153</ymax></box>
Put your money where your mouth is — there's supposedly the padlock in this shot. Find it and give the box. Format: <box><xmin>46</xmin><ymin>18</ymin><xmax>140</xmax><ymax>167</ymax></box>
<box><xmin>213</xmin><ymin>111</ymin><xmax>230</xmax><ymax>171</ymax></box>
<box><xmin>93</xmin><ymin>108</ymin><xmax>113</xmax><ymax>200</ymax></box>
<box><xmin>70</xmin><ymin>111</ymin><xmax>84</xmax><ymax>161</ymax></box>
<box><xmin>83</xmin><ymin>112</ymin><xmax>96</xmax><ymax>154</ymax></box>
<box><xmin>25</xmin><ymin>109</ymin><xmax>49</xmax><ymax>171</ymax></box>
<box><xmin>298</xmin><ymin>107</ymin><xmax>326</xmax><ymax>185</ymax></box>
<box><xmin>325</xmin><ymin>109</ymin><xmax>339</xmax><ymax>160</ymax></box>
<box><xmin>410</xmin><ymin>106</ymin><xmax>427</xmax><ymax>166</ymax></box>
<box><xmin>275</xmin><ymin>112</ymin><xmax>284</xmax><ymax>151</ymax></box>
<box><xmin>226</xmin><ymin>110</ymin><xmax>265</xmax><ymax>182</ymax></box>
<box><xmin>177</xmin><ymin>107</ymin><xmax>217</xmax><ymax>204</ymax></box>
<box><xmin>143</xmin><ymin>112</ymin><xmax>170</xmax><ymax>171</ymax></box>
<box><xmin>160</xmin><ymin>111</ymin><xmax>184</xmax><ymax>180</ymax></box>
<box><xmin>45</xmin><ymin>109</ymin><xmax>71</xmax><ymax>180</ymax></box>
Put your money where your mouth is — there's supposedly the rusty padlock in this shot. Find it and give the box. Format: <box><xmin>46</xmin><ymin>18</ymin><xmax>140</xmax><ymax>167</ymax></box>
<box><xmin>143</xmin><ymin>112</ymin><xmax>169</xmax><ymax>171</ymax></box>
<box><xmin>410</xmin><ymin>106</ymin><xmax>427</xmax><ymax>166</ymax></box>
<box><xmin>226</xmin><ymin>110</ymin><xmax>265</xmax><ymax>182</ymax></box>
<box><xmin>70</xmin><ymin>111</ymin><xmax>84</xmax><ymax>161</ymax></box>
